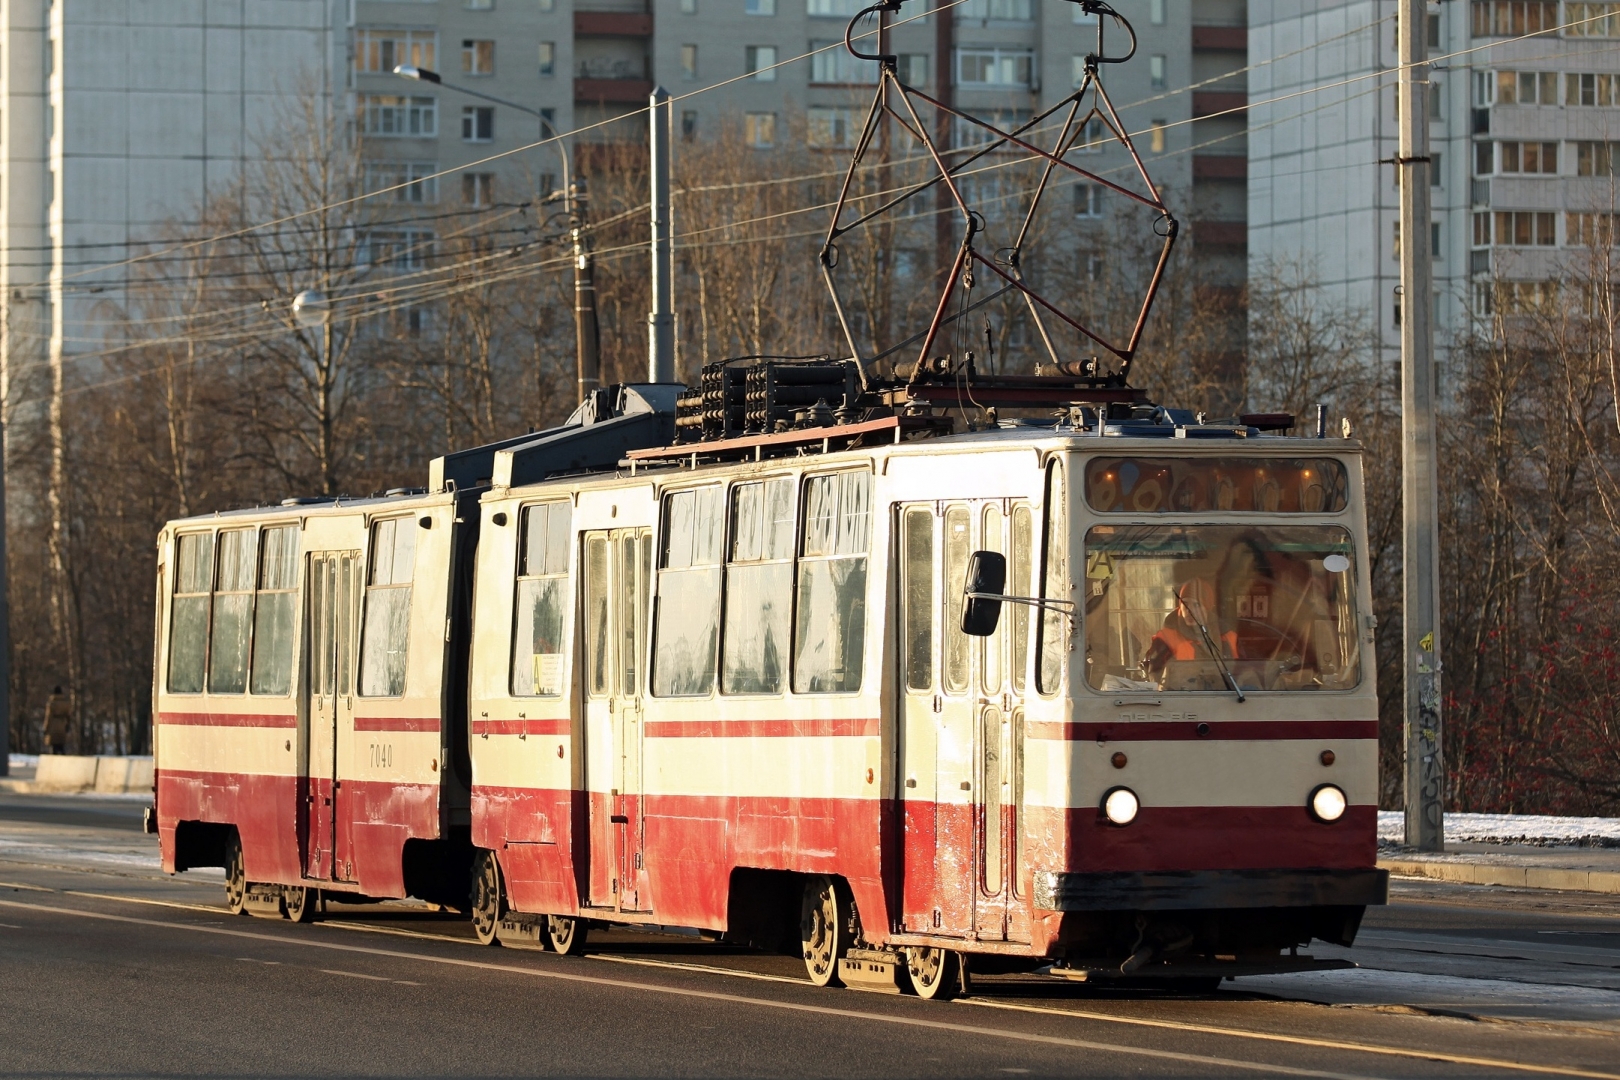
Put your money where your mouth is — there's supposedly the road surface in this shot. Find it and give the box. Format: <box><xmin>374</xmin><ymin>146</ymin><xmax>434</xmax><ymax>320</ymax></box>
<box><xmin>2</xmin><ymin>791</ymin><xmax>1617</xmax><ymax>1079</ymax></box>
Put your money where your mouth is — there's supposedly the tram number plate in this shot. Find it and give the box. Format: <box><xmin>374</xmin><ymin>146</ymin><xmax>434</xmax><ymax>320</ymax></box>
<box><xmin>369</xmin><ymin>743</ymin><xmax>394</xmax><ymax>769</ymax></box>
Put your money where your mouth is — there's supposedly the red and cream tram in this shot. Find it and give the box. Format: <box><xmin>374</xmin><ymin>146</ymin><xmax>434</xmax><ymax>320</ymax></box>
<box><xmin>151</xmin><ymin>378</ymin><xmax>1385</xmax><ymax>997</ymax></box>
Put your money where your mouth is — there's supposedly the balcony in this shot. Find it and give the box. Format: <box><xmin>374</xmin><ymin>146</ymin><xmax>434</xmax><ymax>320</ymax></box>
<box><xmin>575</xmin><ymin>62</ymin><xmax>655</xmax><ymax>104</ymax></box>
<box><xmin>1192</xmin><ymin>25</ymin><xmax>1247</xmax><ymax>50</ymax></box>
<box><xmin>1192</xmin><ymin>91</ymin><xmax>1246</xmax><ymax>118</ymax></box>
<box><xmin>1193</xmin><ymin>220</ymin><xmax>1247</xmax><ymax>249</ymax></box>
<box><xmin>574</xmin><ymin>12</ymin><xmax>653</xmax><ymax>36</ymax></box>
<box><xmin>1193</xmin><ymin>154</ymin><xmax>1246</xmax><ymax>180</ymax></box>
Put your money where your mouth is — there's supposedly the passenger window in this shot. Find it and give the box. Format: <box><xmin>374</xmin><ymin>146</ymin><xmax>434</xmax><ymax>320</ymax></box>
<box><xmin>793</xmin><ymin>471</ymin><xmax>871</xmax><ymax>694</ymax></box>
<box><xmin>981</xmin><ymin>504</ymin><xmax>1005</xmax><ymax>695</ymax></box>
<box><xmin>722</xmin><ymin>478</ymin><xmax>795</xmax><ymax>694</ymax></box>
<box><xmin>168</xmin><ymin>532</ymin><xmax>214</xmax><ymax>694</ymax></box>
<box><xmin>652</xmin><ymin>486</ymin><xmax>723</xmax><ymax>696</ymax></box>
<box><xmin>1038</xmin><ymin>464</ymin><xmax>1068</xmax><ymax>695</ymax></box>
<box><xmin>620</xmin><ymin>532</ymin><xmax>646</xmax><ymax>696</ymax></box>
<box><xmin>902</xmin><ymin>507</ymin><xmax>934</xmax><ymax>692</ymax></box>
<box><xmin>208</xmin><ymin>529</ymin><xmax>256</xmax><ymax>694</ymax></box>
<box><xmin>942</xmin><ymin>506</ymin><xmax>971</xmax><ymax>694</ymax></box>
<box><xmin>1010</xmin><ymin>504</ymin><xmax>1032</xmax><ymax>693</ymax></box>
<box><xmin>250</xmin><ymin>526</ymin><xmax>299</xmax><ymax>695</ymax></box>
<box><xmin>511</xmin><ymin>502</ymin><xmax>572</xmax><ymax>697</ymax></box>
<box><xmin>360</xmin><ymin>517</ymin><xmax>416</xmax><ymax>697</ymax></box>
<box><xmin>584</xmin><ymin>534</ymin><xmax>611</xmax><ymax>696</ymax></box>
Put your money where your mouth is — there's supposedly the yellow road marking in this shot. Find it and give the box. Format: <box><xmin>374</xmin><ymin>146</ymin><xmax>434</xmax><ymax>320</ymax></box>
<box><xmin>0</xmin><ymin>897</ymin><xmax>1388</xmax><ymax>1080</ymax></box>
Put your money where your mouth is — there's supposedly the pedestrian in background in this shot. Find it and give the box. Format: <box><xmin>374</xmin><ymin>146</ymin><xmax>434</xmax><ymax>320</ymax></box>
<box><xmin>43</xmin><ymin>686</ymin><xmax>72</xmax><ymax>755</ymax></box>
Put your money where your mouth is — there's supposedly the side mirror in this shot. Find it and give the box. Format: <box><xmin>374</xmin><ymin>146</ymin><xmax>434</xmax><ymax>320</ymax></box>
<box><xmin>962</xmin><ymin>550</ymin><xmax>1007</xmax><ymax>637</ymax></box>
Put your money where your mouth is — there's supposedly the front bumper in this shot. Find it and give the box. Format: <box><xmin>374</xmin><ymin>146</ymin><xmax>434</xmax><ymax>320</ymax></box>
<box><xmin>1034</xmin><ymin>867</ymin><xmax>1389</xmax><ymax>912</ymax></box>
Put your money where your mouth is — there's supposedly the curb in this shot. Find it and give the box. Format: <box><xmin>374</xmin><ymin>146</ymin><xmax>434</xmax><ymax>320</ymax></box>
<box><xmin>1380</xmin><ymin>857</ymin><xmax>1620</xmax><ymax>895</ymax></box>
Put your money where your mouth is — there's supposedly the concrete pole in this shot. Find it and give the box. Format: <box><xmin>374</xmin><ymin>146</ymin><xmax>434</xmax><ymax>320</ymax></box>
<box><xmin>573</xmin><ymin>176</ymin><xmax>601</xmax><ymax>405</ymax></box>
<box><xmin>1397</xmin><ymin>0</ymin><xmax>1444</xmax><ymax>851</ymax></box>
<box><xmin>647</xmin><ymin>86</ymin><xmax>675</xmax><ymax>384</ymax></box>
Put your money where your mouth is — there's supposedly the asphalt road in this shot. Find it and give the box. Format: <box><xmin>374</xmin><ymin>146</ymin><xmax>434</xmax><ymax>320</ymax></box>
<box><xmin>2</xmin><ymin>790</ymin><xmax>1618</xmax><ymax>1079</ymax></box>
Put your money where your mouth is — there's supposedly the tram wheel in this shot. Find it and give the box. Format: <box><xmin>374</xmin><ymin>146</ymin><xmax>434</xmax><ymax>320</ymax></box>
<box><xmin>470</xmin><ymin>850</ymin><xmax>505</xmax><ymax>946</ymax></box>
<box><xmin>223</xmin><ymin>832</ymin><xmax>247</xmax><ymax>916</ymax></box>
<box><xmin>906</xmin><ymin>946</ymin><xmax>961</xmax><ymax>1001</ymax></box>
<box><xmin>799</xmin><ymin>875</ymin><xmax>851</xmax><ymax>987</ymax></box>
<box><xmin>547</xmin><ymin>915</ymin><xmax>589</xmax><ymax>956</ymax></box>
<box><xmin>283</xmin><ymin>885</ymin><xmax>316</xmax><ymax>924</ymax></box>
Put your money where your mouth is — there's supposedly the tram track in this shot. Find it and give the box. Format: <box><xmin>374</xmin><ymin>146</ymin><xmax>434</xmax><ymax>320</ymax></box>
<box><xmin>5</xmin><ymin>884</ymin><xmax>1620</xmax><ymax>1079</ymax></box>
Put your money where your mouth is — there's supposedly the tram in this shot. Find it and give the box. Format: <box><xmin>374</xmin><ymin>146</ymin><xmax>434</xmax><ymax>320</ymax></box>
<box><xmin>151</xmin><ymin>374</ymin><xmax>1385</xmax><ymax>997</ymax></box>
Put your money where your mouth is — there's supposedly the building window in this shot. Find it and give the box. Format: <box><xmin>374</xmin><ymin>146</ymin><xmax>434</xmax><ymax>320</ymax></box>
<box><xmin>1074</xmin><ymin>182</ymin><xmax>1104</xmax><ymax>218</ymax></box>
<box><xmin>361</xmin><ymin>228</ymin><xmax>436</xmax><ymax>271</ymax></box>
<box><xmin>899</xmin><ymin>53</ymin><xmax>929</xmax><ymax>85</ymax></box>
<box><xmin>952</xmin><ymin>109</ymin><xmax>1032</xmax><ymax>150</ymax></box>
<box><xmin>364</xmin><ymin>161</ymin><xmax>439</xmax><ymax>203</ymax></box>
<box><xmin>681</xmin><ymin>43</ymin><xmax>698</xmax><ymax>79</ymax></box>
<box><xmin>1428</xmin><ymin>12</ymin><xmax>1442</xmax><ymax>46</ymax></box>
<box><xmin>960</xmin><ymin>0</ymin><xmax>1032</xmax><ymax>20</ymax></box>
<box><xmin>1498</xmin><ymin>140</ymin><xmax>1558</xmax><ymax>173</ymax></box>
<box><xmin>1072</xmin><ymin>54</ymin><xmax>1088</xmax><ymax>87</ymax></box>
<box><xmin>745</xmin><ymin>112</ymin><xmax>776</xmax><ymax>147</ymax></box>
<box><xmin>539</xmin><ymin>0</ymin><xmax>554</xmax><ymax>10</ymax></box>
<box><xmin>1492</xmin><ymin>70</ymin><xmax>1559</xmax><ymax>103</ymax></box>
<box><xmin>462</xmin><ymin>105</ymin><xmax>494</xmax><ymax>142</ymax></box>
<box><xmin>682</xmin><ymin>109</ymin><xmax>698</xmax><ymax>139</ymax></box>
<box><xmin>462</xmin><ymin>39</ymin><xmax>494</xmax><ymax>76</ymax></box>
<box><xmin>1150</xmin><ymin>119</ymin><xmax>1167</xmax><ymax>153</ymax></box>
<box><xmin>1470</xmin><ymin>1</ymin><xmax>1559</xmax><ymax>37</ymax></box>
<box><xmin>1150</xmin><ymin>0</ymin><xmax>1165</xmax><ymax>24</ymax></box>
<box><xmin>465</xmin><ymin>0</ymin><xmax>493</xmax><ymax>9</ymax></box>
<box><xmin>355</xmin><ymin>30</ymin><xmax>437</xmax><ymax>75</ymax></box>
<box><xmin>746</xmin><ymin>45</ymin><xmax>778</xmax><ymax>80</ymax></box>
<box><xmin>956</xmin><ymin>47</ymin><xmax>1034</xmax><ymax>87</ymax></box>
<box><xmin>358</xmin><ymin>95</ymin><xmax>437</xmax><ymax>137</ymax></box>
<box><xmin>463</xmin><ymin>173</ymin><xmax>494</xmax><ymax>206</ymax></box>
<box><xmin>1432</xmin><ymin>221</ymin><xmax>1442</xmax><ymax>257</ymax></box>
<box><xmin>1566</xmin><ymin>2</ymin><xmax>1620</xmax><ymax>35</ymax></box>
<box><xmin>1149</xmin><ymin>54</ymin><xmax>1166</xmax><ymax>90</ymax></box>
<box><xmin>1577</xmin><ymin>139</ymin><xmax>1620</xmax><ymax>174</ymax></box>
<box><xmin>811</xmin><ymin>41</ymin><xmax>879</xmax><ymax>83</ymax></box>
<box><xmin>1477</xmin><ymin>210</ymin><xmax>1557</xmax><ymax>246</ymax></box>
<box><xmin>538</xmin><ymin>41</ymin><xmax>555</xmax><ymax>76</ymax></box>
<box><xmin>681</xmin><ymin>0</ymin><xmax>696</xmax><ymax>10</ymax></box>
<box><xmin>745</xmin><ymin>0</ymin><xmax>775</xmax><ymax>14</ymax></box>
<box><xmin>1475</xmin><ymin>140</ymin><xmax>1494</xmax><ymax>174</ymax></box>
<box><xmin>808</xmin><ymin>0</ymin><xmax>865</xmax><ymax>13</ymax></box>
<box><xmin>1075</xmin><ymin>115</ymin><xmax>1106</xmax><ymax>152</ymax></box>
<box><xmin>808</xmin><ymin>106</ymin><xmax>858</xmax><ymax>148</ymax></box>
<box><xmin>1432</xmin><ymin>150</ymin><xmax>1443</xmax><ymax>186</ymax></box>
<box><xmin>1568</xmin><ymin>211</ymin><xmax>1620</xmax><ymax>245</ymax></box>
<box><xmin>1567</xmin><ymin>71</ymin><xmax>1620</xmax><ymax>104</ymax></box>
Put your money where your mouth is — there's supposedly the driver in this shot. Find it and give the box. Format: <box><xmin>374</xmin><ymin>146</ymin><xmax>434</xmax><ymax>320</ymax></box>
<box><xmin>1140</xmin><ymin>578</ymin><xmax>1237</xmax><ymax>680</ymax></box>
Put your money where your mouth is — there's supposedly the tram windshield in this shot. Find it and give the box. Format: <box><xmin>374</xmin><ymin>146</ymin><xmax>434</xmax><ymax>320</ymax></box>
<box><xmin>1083</xmin><ymin>524</ymin><xmax>1361</xmax><ymax>693</ymax></box>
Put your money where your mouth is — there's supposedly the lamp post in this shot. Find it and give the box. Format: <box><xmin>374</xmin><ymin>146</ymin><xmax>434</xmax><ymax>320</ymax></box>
<box><xmin>393</xmin><ymin>65</ymin><xmax>599</xmax><ymax>405</ymax></box>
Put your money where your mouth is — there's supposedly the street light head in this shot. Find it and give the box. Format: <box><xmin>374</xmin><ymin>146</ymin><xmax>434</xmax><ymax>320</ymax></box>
<box><xmin>393</xmin><ymin>64</ymin><xmax>442</xmax><ymax>83</ymax></box>
<box><xmin>292</xmin><ymin>289</ymin><xmax>330</xmax><ymax>329</ymax></box>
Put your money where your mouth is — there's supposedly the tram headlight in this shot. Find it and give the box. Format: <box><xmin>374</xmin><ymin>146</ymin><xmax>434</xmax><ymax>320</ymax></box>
<box><xmin>1309</xmin><ymin>784</ymin><xmax>1348</xmax><ymax>823</ymax></box>
<box><xmin>1102</xmin><ymin>786</ymin><xmax>1139</xmax><ymax>826</ymax></box>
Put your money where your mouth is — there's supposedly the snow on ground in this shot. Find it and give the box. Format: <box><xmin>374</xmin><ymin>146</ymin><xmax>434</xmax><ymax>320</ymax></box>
<box><xmin>1378</xmin><ymin>810</ymin><xmax>1620</xmax><ymax>847</ymax></box>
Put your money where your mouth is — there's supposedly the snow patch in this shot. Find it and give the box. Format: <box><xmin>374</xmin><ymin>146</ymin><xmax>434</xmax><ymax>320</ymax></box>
<box><xmin>1378</xmin><ymin>810</ymin><xmax>1620</xmax><ymax>848</ymax></box>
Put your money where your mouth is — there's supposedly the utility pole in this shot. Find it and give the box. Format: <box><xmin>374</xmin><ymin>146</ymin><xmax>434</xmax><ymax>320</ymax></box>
<box><xmin>647</xmin><ymin>86</ymin><xmax>675</xmax><ymax>384</ymax></box>
<box><xmin>572</xmin><ymin>175</ymin><xmax>601</xmax><ymax>404</ymax></box>
<box><xmin>1398</xmin><ymin>0</ymin><xmax>1444</xmax><ymax>851</ymax></box>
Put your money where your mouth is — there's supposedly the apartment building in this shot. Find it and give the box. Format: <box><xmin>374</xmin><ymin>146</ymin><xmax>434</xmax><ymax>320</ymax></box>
<box><xmin>1250</xmin><ymin>0</ymin><xmax>1620</xmax><ymax>365</ymax></box>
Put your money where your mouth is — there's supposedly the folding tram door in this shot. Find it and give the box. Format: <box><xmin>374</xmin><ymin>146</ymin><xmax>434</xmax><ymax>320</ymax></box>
<box><xmin>897</xmin><ymin>501</ymin><xmax>1032</xmax><ymax>943</ymax></box>
<box><xmin>302</xmin><ymin>550</ymin><xmax>361</xmax><ymax>882</ymax></box>
<box><xmin>581</xmin><ymin>528</ymin><xmax>653</xmax><ymax>913</ymax></box>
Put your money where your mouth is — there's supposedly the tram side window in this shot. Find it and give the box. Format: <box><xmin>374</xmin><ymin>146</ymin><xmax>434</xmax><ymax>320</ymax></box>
<box><xmin>902</xmin><ymin>507</ymin><xmax>934</xmax><ymax>691</ymax></box>
<box><xmin>942</xmin><ymin>507</ymin><xmax>971</xmax><ymax>694</ymax></box>
<box><xmin>1037</xmin><ymin>464</ymin><xmax>1068</xmax><ymax>695</ymax></box>
<box><xmin>793</xmin><ymin>471</ymin><xmax>871</xmax><ymax>694</ymax></box>
<box><xmin>1011</xmin><ymin>504</ymin><xmax>1033</xmax><ymax>693</ymax></box>
<box><xmin>511</xmin><ymin>502</ymin><xmax>572</xmax><ymax>697</ymax></box>
<box><xmin>722</xmin><ymin>478</ymin><xmax>795</xmax><ymax>694</ymax></box>
<box><xmin>207</xmin><ymin>529</ymin><xmax>256</xmax><ymax>694</ymax></box>
<box><xmin>167</xmin><ymin>532</ymin><xmax>215</xmax><ymax>694</ymax></box>
<box><xmin>250</xmin><ymin>526</ymin><xmax>300</xmax><ymax>695</ymax></box>
<box><xmin>652</xmin><ymin>486</ymin><xmax>723</xmax><ymax>696</ymax></box>
<box><xmin>361</xmin><ymin>517</ymin><xmax>416</xmax><ymax>697</ymax></box>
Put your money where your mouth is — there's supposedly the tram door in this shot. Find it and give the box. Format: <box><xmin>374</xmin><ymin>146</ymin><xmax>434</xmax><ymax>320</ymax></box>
<box><xmin>898</xmin><ymin>502</ymin><xmax>1028</xmax><ymax>941</ymax></box>
<box><xmin>582</xmin><ymin>528</ymin><xmax>653</xmax><ymax>912</ymax></box>
<box><xmin>303</xmin><ymin>550</ymin><xmax>360</xmax><ymax>881</ymax></box>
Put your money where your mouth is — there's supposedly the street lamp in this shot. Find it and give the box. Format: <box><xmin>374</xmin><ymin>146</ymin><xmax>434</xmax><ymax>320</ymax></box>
<box><xmin>393</xmin><ymin>64</ymin><xmax>599</xmax><ymax>405</ymax></box>
<box><xmin>292</xmin><ymin>289</ymin><xmax>329</xmax><ymax>329</ymax></box>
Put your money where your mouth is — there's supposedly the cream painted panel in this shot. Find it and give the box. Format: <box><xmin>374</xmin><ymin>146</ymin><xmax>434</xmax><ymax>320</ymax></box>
<box><xmin>345</xmin><ymin>730</ymin><xmax>444</xmax><ymax>786</ymax></box>
<box><xmin>574</xmin><ymin>483</ymin><xmax>657</xmax><ymax>529</ymax></box>
<box><xmin>645</xmin><ymin>736</ymin><xmax>875</xmax><ymax>801</ymax></box>
<box><xmin>470</xmin><ymin>734</ymin><xmax>574</xmax><ymax>790</ymax></box>
<box><xmin>158</xmin><ymin>725</ymin><xmax>298</xmax><ymax>776</ymax></box>
<box><xmin>1047</xmin><ymin>737</ymin><xmax>1380</xmax><ymax>810</ymax></box>
<box><xmin>300</xmin><ymin>513</ymin><xmax>367</xmax><ymax>551</ymax></box>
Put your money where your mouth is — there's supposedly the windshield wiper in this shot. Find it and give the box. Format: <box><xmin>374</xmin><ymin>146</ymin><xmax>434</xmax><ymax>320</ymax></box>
<box><xmin>1183</xmin><ymin>601</ymin><xmax>1245</xmax><ymax>703</ymax></box>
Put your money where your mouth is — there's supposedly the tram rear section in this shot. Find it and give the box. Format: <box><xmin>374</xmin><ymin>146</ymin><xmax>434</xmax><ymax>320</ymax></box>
<box><xmin>149</xmin><ymin>380</ymin><xmax>1385</xmax><ymax>996</ymax></box>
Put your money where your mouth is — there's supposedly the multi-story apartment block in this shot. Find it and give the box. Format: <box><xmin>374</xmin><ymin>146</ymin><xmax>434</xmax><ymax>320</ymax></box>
<box><xmin>2</xmin><ymin>0</ymin><xmax>1249</xmax><ymax>399</ymax></box>
<box><xmin>1250</xmin><ymin>0</ymin><xmax>1620</xmax><ymax>366</ymax></box>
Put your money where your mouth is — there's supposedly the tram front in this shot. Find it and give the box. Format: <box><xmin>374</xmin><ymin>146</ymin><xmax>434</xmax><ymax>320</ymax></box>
<box><xmin>1008</xmin><ymin>439</ymin><xmax>1385</xmax><ymax>981</ymax></box>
